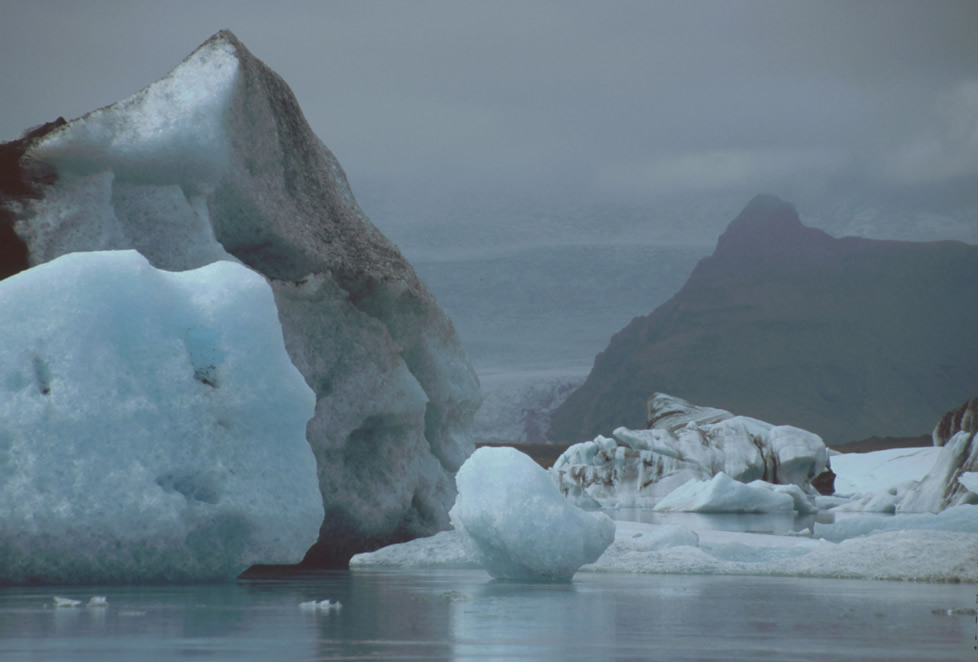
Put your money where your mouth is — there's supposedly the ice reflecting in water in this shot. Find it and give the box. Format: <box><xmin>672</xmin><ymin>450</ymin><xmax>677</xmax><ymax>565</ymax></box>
<box><xmin>0</xmin><ymin>569</ymin><xmax>973</xmax><ymax>661</ymax></box>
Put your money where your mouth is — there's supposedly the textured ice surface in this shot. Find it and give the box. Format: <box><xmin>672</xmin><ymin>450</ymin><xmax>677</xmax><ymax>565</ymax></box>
<box><xmin>960</xmin><ymin>472</ymin><xmax>978</xmax><ymax>493</ymax></box>
<box><xmin>349</xmin><ymin>530</ymin><xmax>478</xmax><ymax>569</ymax></box>
<box><xmin>897</xmin><ymin>430</ymin><xmax>978</xmax><ymax>513</ymax></box>
<box><xmin>614</xmin><ymin>523</ymin><xmax>700</xmax><ymax>552</ymax></box>
<box><xmin>351</xmin><ymin>515</ymin><xmax>978</xmax><ymax>583</ymax></box>
<box><xmin>826</xmin><ymin>437</ymin><xmax>978</xmax><ymax>514</ymax></box>
<box><xmin>5</xmin><ymin>31</ymin><xmax>480</xmax><ymax>564</ymax></box>
<box><xmin>552</xmin><ymin>395</ymin><xmax>827</xmax><ymax>508</ymax></box>
<box><xmin>814</xmin><ymin>504</ymin><xmax>978</xmax><ymax>543</ymax></box>
<box><xmin>653</xmin><ymin>473</ymin><xmax>815</xmax><ymax>514</ymax></box>
<box><xmin>0</xmin><ymin>250</ymin><xmax>323</xmax><ymax>583</ymax></box>
<box><xmin>830</xmin><ymin>447</ymin><xmax>940</xmax><ymax>495</ymax></box>
<box><xmin>449</xmin><ymin>447</ymin><xmax>615</xmax><ymax>580</ymax></box>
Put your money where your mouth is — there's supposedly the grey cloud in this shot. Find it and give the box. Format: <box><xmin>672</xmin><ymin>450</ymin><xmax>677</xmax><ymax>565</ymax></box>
<box><xmin>1</xmin><ymin>0</ymin><xmax>976</xmax><ymax>206</ymax></box>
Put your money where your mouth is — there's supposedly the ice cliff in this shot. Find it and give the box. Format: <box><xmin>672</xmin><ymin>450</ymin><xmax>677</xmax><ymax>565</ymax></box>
<box><xmin>0</xmin><ymin>30</ymin><xmax>480</xmax><ymax>565</ymax></box>
<box><xmin>551</xmin><ymin>393</ymin><xmax>828</xmax><ymax>509</ymax></box>
<box><xmin>0</xmin><ymin>251</ymin><xmax>323</xmax><ymax>583</ymax></box>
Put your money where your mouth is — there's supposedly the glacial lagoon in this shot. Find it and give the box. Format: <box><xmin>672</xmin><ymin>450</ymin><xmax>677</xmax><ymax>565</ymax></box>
<box><xmin>1</xmin><ymin>562</ymin><xmax>974</xmax><ymax>661</ymax></box>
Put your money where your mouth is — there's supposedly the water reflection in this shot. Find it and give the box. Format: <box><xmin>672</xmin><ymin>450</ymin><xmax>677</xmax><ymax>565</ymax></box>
<box><xmin>0</xmin><ymin>570</ymin><xmax>972</xmax><ymax>661</ymax></box>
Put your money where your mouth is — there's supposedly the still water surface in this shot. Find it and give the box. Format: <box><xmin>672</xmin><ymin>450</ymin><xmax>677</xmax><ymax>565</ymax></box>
<box><xmin>0</xmin><ymin>567</ymin><xmax>974</xmax><ymax>661</ymax></box>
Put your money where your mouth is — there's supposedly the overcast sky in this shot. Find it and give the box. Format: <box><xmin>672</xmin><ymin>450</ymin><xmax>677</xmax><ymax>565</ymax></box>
<box><xmin>1</xmin><ymin>0</ymin><xmax>976</xmax><ymax>208</ymax></box>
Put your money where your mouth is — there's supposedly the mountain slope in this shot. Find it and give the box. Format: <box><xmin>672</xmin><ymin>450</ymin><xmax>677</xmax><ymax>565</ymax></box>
<box><xmin>549</xmin><ymin>194</ymin><xmax>978</xmax><ymax>445</ymax></box>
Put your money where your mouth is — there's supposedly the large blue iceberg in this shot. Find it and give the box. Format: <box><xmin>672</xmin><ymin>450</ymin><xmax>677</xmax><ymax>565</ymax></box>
<box><xmin>0</xmin><ymin>250</ymin><xmax>323</xmax><ymax>583</ymax></box>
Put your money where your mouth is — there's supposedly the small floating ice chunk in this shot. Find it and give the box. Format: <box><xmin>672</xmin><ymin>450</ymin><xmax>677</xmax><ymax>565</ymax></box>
<box><xmin>87</xmin><ymin>596</ymin><xmax>109</xmax><ymax>608</ymax></box>
<box><xmin>931</xmin><ymin>607</ymin><xmax>977</xmax><ymax>616</ymax></box>
<box><xmin>53</xmin><ymin>596</ymin><xmax>82</xmax><ymax>608</ymax></box>
<box><xmin>300</xmin><ymin>599</ymin><xmax>342</xmax><ymax>611</ymax></box>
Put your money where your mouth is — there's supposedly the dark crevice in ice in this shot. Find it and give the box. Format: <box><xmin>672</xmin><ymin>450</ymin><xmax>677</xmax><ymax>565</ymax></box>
<box><xmin>31</xmin><ymin>355</ymin><xmax>51</xmax><ymax>395</ymax></box>
<box><xmin>0</xmin><ymin>118</ymin><xmax>66</xmax><ymax>281</ymax></box>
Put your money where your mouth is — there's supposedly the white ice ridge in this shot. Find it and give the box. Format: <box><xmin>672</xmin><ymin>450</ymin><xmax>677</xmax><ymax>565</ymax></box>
<box><xmin>449</xmin><ymin>447</ymin><xmax>615</xmax><ymax>581</ymax></box>
<box><xmin>0</xmin><ymin>250</ymin><xmax>323</xmax><ymax>583</ymax></box>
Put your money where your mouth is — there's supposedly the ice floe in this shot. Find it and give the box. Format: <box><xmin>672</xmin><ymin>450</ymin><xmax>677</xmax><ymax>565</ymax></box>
<box><xmin>352</xmin><ymin>508</ymin><xmax>978</xmax><ymax>583</ymax></box>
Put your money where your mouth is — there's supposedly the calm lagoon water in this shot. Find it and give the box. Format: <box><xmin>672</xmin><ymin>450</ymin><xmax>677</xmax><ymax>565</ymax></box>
<box><xmin>1</xmin><ymin>567</ymin><xmax>974</xmax><ymax>661</ymax></box>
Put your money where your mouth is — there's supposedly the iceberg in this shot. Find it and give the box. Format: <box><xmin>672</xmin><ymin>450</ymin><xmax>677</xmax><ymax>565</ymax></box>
<box><xmin>894</xmin><ymin>397</ymin><xmax>978</xmax><ymax>513</ymax></box>
<box><xmin>829</xmin><ymin>446</ymin><xmax>940</xmax><ymax>496</ymax></box>
<box><xmin>0</xmin><ymin>250</ymin><xmax>323</xmax><ymax>583</ymax></box>
<box><xmin>353</xmin><ymin>402</ymin><xmax>976</xmax><ymax>584</ymax></box>
<box><xmin>551</xmin><ymin>394</ymin><xmax>827</xmax><ymax>508</ymax></box>
<box><xmin>1</xmin><ymin>30</ymin><xmax>480</xmax><ymax>564</ymax></box>
<box><xmin>894</xmin><ymin>429</ymin><xmax>978</xmax><ymax>513</ymax></box>
<box><xmin>824</xmin><ymin>399</ymin><xmax>977</xmax><ymax>514</ymax></box>
<box><xmin>932</xmin><ymin>396</ymin><xmax>977</xmax><ymax>447</ymax></box>
<box><xmin>449</xmin><ymin>447</ymin><xmax>615</xmax><ymax>581</ymax></box>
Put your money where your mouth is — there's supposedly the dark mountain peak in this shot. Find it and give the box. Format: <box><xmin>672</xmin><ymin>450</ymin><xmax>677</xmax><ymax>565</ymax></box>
<box><xmin>549</xmin><ymin>194</ymin><xmax>978</xmax><ymax>446</ymax></box>
<box><xmin>737</xmin><ymin>193</ymin><xmax>799</xmax><ymax>222</ymax></box>
<box><xmin>714</xmin><ymin>194</ymin><xmax>829</xmax><ymax>259</ymax></box>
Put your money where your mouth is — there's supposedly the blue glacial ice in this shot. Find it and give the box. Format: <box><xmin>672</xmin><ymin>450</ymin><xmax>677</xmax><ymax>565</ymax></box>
<box><xmin>449</xmin><ymin>446</ymin><xmax>615</xmax><ymax>580</ymax></box>
<box><xmin>0</xmin><ymin>250</ymin><xmax>323</xmax><ymax>583</ymax></box>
